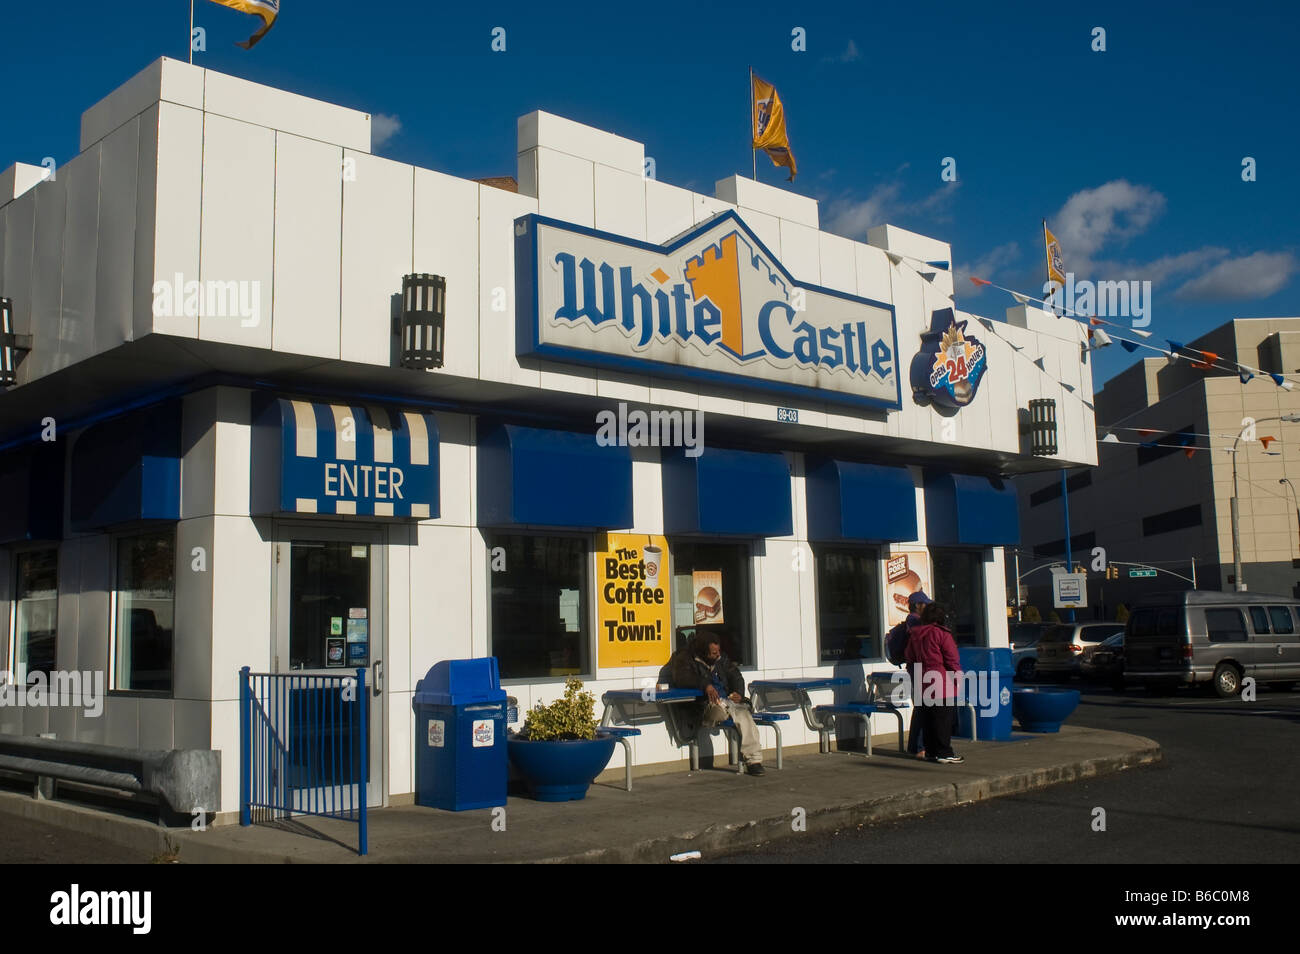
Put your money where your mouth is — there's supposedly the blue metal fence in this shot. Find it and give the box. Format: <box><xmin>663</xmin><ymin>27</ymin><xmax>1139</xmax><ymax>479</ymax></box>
<box><xmin>239</xmin><ymin>666</ymin><xmax>369</xmax><ymax>856</ymax></box>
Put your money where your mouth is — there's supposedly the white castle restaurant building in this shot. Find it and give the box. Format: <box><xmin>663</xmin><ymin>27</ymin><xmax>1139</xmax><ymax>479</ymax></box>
<box><xmin>0</xmin><ymin>59</ymin><xmax>1097</xmax><ymax>818</ymax></box>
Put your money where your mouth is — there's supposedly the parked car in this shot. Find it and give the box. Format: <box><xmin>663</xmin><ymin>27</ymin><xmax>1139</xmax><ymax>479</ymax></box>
<box><xmin>1009</xmin><ymin>622</ymin><xmax>1047</xmax><ymax>647</ymax></box>
<box><xmin>1035</xmin><ymin>622</ymin><xmax>1126</xmax><ymax>680</ymax></box>
<box><xmin>1080</xmin><ymin>632</ymin><xmax>1125</xmax><ymax>687</ymax></box>
<box><xmin>1124</xmin><ymin>591</ymin><xmax>1300</xmax><ymax>697</ymax></box>
<box><xmin>1012</xmin><ymin>638</ymin><xmax>1039</xmax><ymax>682</ymax></box>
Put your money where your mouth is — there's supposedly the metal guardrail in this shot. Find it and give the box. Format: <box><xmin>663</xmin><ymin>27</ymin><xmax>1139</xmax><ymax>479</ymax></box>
<box><xmin>239</xmin><ymin>667</ymin><xmax>369</xmax><ymax>856</ymax></box>
<box><xmin>0</xmin><ymin>735</ymin><xmax>220</xmax><ymax>815</ymax></box>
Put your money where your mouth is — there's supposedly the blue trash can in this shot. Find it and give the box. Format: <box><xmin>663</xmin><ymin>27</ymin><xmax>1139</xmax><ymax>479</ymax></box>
<box><xmin>955</xmin><ymin>647</ymin><xmax>1014</xmax><ymax>741</ymax></box>
<box><xmin>414</xmin><ymin>658</ymin><xmax>508</xmax><ymax>811</ymax></box>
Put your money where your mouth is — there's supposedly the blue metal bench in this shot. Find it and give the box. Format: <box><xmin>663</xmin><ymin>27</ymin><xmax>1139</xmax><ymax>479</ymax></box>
<box><xmin>596</xmin><ymin>726</ymin><xmax>642</xmax><ymax>791</ymax></box>
<box><xmin>751</xmin><ymin>674</ymin><xmax>908</xmax><ymax>757</ymax></box>
<box><xmin>599</xmin><ymin>689</ymin><xmax>787</xmax><ymax>782</ymax></box>
<box><xmin>750</xmin><ymin>677</ymin><xmax>851</xmax><ymax>754</ymax></box>
<box><xmin>814</xmin><ymin>672</ymin><xmax>976</xmax><ymax>756</ymax></box>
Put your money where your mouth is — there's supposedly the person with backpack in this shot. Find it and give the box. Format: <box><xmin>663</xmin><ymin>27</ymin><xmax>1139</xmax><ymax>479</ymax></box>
<box><xmin>904</xmin><ymin>601</ymin><xmax>965</xmax><ymax>764</ymax></box>
<box><xmin>887</xmin><ymin>591</ymin><xmax>931</xmax><ymax>758</ymax></box>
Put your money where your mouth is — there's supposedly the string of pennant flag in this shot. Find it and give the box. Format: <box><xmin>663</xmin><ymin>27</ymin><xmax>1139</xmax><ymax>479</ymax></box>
<box><xmin>879</xmin><ymin>240</ymin><xmax>1295</xmax><ymax>459</ymax></box>
<box><xmin>876</xmin><ymin>246</ymin><xmax>1098</xmax><ymax>410</ymax></box>
<box><xmin>965</xmin><ymin>254</ymin><xmax>1300</xmax><ymax>391</ymax></box>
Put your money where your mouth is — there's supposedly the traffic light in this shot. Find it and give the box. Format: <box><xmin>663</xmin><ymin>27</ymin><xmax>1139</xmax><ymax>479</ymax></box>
<box><xmin>1106</xmin><ymin>565</ymin><xmax>1119</xmax><ymax>580</ymax></box>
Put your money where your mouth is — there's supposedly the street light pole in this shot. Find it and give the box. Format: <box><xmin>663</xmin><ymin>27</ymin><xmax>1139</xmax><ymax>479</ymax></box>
<box><xmin>1060</xmin><ymin>469</ymin><xmax>1076</xmax><ymax>623</ymax></box>
<box><xmin>1232</xmin><ymin>438</ymin><xmax>1243</xmax><ymax>591</ymax></box>
<box><xmin>1280</xmin><ymin>477</ymin><xmax>1300</xmax><ymax>562</ymax></box>
<box><xmin>1230</xmin><ymin>414</ymin><xmax>1300</xmax><ymax>592</ymax></box>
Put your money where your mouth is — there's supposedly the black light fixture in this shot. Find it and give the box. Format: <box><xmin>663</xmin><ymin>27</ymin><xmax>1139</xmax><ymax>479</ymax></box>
<box><xmin>399</xmin><ymin>274</ymin><xmax>445</xmax><ymax>370</ymax></box>
<box><xmin>1028</xmin><ymin>398</ymin><xmax>1058</xmax><ymax>456</ymax></box>
<box><xmin>0</xmin><ymin>297</ymin><xmax>33</xmax><ymax>386</ymax></box>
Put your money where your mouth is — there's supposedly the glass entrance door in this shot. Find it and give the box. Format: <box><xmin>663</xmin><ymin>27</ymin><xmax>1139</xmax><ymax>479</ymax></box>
<box><xmin>273</xmin><ymin>526</ymin><xmax>385</xmax><ymax>808</ymax></box>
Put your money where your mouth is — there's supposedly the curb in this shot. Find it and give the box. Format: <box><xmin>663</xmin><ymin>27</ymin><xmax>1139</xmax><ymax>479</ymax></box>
<box><xmin>0</xmin><ymin>792</ymin><xmax>183</xmax><ymax>860</ymax></box>
<box><xmin>0</xmin><ymin>739</ymin><xmax>1162</xmax><ymax>863</ymax></box>
<box><xmin>531</xmin><ymin>741</ymin><xmax>1164</xmax><ymax>863</ymax></box>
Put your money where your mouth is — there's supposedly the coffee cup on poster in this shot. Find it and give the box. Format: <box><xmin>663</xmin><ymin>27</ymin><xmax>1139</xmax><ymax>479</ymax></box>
<box><xmin>643</xmin><ymin>544</ymin><xmax>662</xmax><ymax>588</ymax></box>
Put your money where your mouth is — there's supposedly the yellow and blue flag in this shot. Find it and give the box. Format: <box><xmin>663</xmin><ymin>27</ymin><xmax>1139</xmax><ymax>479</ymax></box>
<box><xmin>751</xmin><ymin>72</ymin><xmax>798</xmax><ymax>181</ymax></box>
<box><xmin>208</xmin><ymin>0</ymin><xmax>279</xmax><ymax>49</ymax></box>
<box><xmin>1043</xmin><ymin>221</ymin><xmax>1066</xmax><ymax>288</ymax></box>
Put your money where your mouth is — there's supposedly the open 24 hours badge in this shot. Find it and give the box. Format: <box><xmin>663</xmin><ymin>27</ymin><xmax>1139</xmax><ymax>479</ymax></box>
<box><xmin>909</xmin><ymin>308</ymin><xmax>987</xmax><ymax>408</ymax></box>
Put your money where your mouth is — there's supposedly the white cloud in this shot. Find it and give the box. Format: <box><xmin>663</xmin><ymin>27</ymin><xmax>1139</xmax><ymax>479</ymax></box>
<box><xmin>914</xmin><ymin>180</ymin><xmax>960</xmax><ymax>213</ymax></box>
<box><xmin>1173</xmin><ymin>251</ymin><xmax>1298</xmax><ymax>302</ymax></box>
<box><xmin>1052</xmin><ymin>180</ymin><xmax>1166</xmax><ymax>269</ymax></box>
<box><xmin>371</xmin><ymin>113</ymin><xmax>402</xmax><ymax>148</ymax></box>
<box><xmin>822</xmin><ymin>181</ymin><xmax>958</xmax><ymax>240</ymax></box>
<box><xmin>955</xmin><ymin>242</ymin><xmax>1020</xmax><ymax>295</ymax></box>
<box><xmin>823</xmin><ymin>182</ymin><xmax>902</xmax><ymax>238</ymax></box>
<box><xmin>1089</xmin><ymin>246</ymin><xmax>1229</xmax><ymax>286</ymax></box>
<box><xmin>822</xmin><ymin>39</ymin><xmax>861</xmax><ymax>63</ymax></box>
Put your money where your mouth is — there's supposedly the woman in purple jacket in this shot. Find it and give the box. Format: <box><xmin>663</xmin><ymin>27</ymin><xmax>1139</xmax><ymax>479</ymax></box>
<box><xmin>904</xmin><ymin>602</ymin><xmax>965</xmax><ymax>764</ymax></box>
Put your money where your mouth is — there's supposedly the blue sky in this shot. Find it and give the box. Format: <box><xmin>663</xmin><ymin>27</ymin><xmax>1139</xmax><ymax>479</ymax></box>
<box><xmin>2</xmin><ymin>0</ymin><xmax>1296</xmax><ymax>390</ymax></box>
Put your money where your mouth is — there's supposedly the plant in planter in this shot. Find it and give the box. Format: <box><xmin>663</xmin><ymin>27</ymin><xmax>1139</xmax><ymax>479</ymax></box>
<box><xmin>507</xmin><ymin>678</ymin><xmax>616</xmax><ymax>802</ymax></box>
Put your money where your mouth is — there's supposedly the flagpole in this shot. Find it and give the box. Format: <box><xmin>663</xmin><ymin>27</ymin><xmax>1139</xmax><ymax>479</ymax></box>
<box><xmin>189</xmin><ymin>0</ymin><xmax>195</xmax><ymax>63</ymax></box>
<box><xmin>1043</xmin><ymin>219</ymin><xmax>1055</xmax><ymax>314</ymax></box>
<box><xmin>750</xmin><ymin>68</ymin><xmax>757</xmax><ymax>180</ymax></box>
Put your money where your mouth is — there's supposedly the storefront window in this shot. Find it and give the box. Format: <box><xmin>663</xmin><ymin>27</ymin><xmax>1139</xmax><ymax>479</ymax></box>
<box><xmin>931</xmin><ymin>548</ymin><xmax>986</xmax><ymax>646</ymax></box>
<box><xmin>487</xmin><ymin>533</ymin><xmax>589</xmax><ymax>679</ymax></box>
<box><xmin>13</xmin><ymin>550</ymin><xmax>58</xmax><ymax>681</ymax></box>
<box><xmin>670</xmin><ymin>542</ymin><xmax>754</xmax><ymax>665</ymax></box>
<box><xmin>815</xmin><ymin>547</ymin><xmax>880</xmax><ymax>662</ymax></box>
<box><xmin>113</xmin><ymin>530</ymin><xmax>175</xmax><ymax>692</ymax></box>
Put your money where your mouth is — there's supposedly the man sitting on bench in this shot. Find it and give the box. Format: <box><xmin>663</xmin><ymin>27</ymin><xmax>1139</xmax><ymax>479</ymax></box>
<box><xmin>669</xmin><ymin>631</ymin><xmax>766</xmax><ymax>776</ymax></box>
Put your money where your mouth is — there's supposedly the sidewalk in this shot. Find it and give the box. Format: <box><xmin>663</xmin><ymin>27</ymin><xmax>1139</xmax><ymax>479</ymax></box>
<box><xmin>1</xmin><ymin>725</ymin><xmax>1159</xmax><ymax>863</ymax></box>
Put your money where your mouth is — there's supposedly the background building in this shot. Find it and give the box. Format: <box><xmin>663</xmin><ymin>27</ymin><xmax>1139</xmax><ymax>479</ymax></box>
<box><xmin>1014</xmin><ymin>317</ymin><xmax>1300</xmax><ymax>618</ymax></box>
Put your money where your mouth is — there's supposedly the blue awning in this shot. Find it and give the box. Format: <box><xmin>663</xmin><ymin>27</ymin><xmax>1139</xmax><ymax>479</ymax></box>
<box><xmin>662</xmin><ymin>446</ymin><xmax>792</xmax><ymax>537</ymax></box>
<box><xmin>251</xmin><ymin>398</ymin><xmax>440</xmax><ymax>518</ymax></box>
<box><xmin>476</xmin><ymin>421</ymin><xmax>632</xmax><ymax>529</ymax></box>
<box><xmin>0</xmin><ymin>440</ymin><xmax>63</xmax><ymax>543</ymax></box>
<box><xmin>924</xmin><ymin>470</ymin><xmax>1020</xmax><ymax>546</ymax></box>
<box><xmin>71</xmin><ymin>402</ymin><xmax>181</xmax><ymax>532</ymax></box>
<box><xmin>806</xmin><ymin>457</ymin><xmax>917</xmax><ymax>542</ymax></box>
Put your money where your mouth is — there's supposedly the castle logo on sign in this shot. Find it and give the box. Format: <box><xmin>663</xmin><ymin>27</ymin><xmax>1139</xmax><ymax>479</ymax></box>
<box><xmin>516</xmin><ymin>210</ymin><xmax>900</xmax><ymax>409</ymax></box>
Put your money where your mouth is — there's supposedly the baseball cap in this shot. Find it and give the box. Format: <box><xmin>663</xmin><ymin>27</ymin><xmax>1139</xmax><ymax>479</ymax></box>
<box><xmin>909</xmin><ymin>590</ymin><xmax>933</xmax><ymax>605</ymax></box>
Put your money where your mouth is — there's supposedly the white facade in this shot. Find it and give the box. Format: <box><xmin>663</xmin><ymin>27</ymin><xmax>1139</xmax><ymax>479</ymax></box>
<box><xmin>0</xmin><ymin>59</ymin><xmax>1097</xmax><ymax>819</ymax></box>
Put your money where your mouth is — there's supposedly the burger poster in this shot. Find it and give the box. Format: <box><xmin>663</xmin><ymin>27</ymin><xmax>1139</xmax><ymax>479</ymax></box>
<box><xmin>596</xmin><ymin>533</ymin><xmax>672</xmax><ymax>669</ymax></box>
<box><xmin>886</xmin><ymin>550</ymin><xmax>932</xmax><ymax>626</ymax></box>
<box><xmin>692</xmin><ymin>571</ymin><xmax>724</xmax><ymax>625</ymax></box>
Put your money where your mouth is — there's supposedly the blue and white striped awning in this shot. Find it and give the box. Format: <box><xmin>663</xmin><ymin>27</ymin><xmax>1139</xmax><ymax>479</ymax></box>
<box><xmin>252</xmin><ymin>398</ymin><xmax>440</xmax><ymax>518</ymax></box>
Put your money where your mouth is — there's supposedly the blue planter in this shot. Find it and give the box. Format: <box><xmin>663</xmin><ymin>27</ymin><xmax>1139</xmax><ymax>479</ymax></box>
<box><xmin>507</xmin><ymin>735</ymin><xmax>617</xmax><ymax>802</ymax></box>
<box><xmin>1011</xmin><ymin>687</ymin><xmax>1080</xmax><ymax>732</ymax></box>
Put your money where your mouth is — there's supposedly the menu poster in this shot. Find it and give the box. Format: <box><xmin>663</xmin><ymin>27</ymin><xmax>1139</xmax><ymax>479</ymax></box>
<box><xmin>596</xmin><ymin>533</ymin><xmax>672</xmax><ymax>669</ymax></box>
<box><xmin>692</xmin><ymin>570</ymin><xmax>724</xmax><ymax>625</ymax></box>
<box><xmin>886</xmin><ymin>550</ymin><xmax>931</xmax><ymax>626</ymax></box>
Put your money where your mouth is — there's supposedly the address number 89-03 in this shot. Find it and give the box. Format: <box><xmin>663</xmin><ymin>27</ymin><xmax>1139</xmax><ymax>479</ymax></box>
<box><xmin>777</xmin><ymin>407</ymin><xmax>799</xmax><ymax>424</ymax></box>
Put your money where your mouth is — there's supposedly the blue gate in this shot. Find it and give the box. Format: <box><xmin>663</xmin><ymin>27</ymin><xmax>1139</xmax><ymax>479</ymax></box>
<box><xmin>239</xmin><ymin>667</ymin><xmax>369</xmax><ymax>856</ymax></box>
